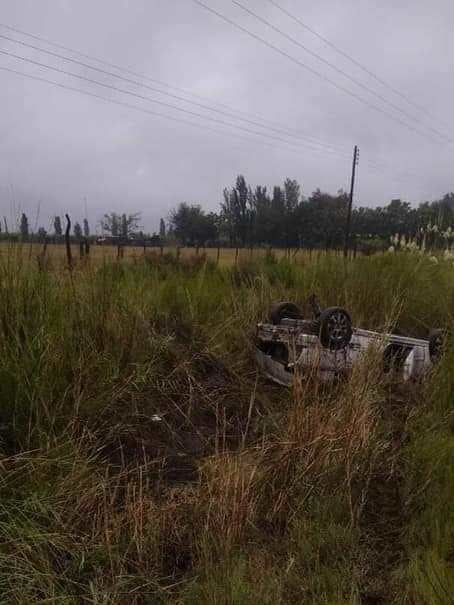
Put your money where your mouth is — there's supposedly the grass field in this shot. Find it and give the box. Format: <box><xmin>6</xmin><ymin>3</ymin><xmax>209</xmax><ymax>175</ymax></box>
<box><xmin>0</xmin><ymin>250</ymin><xmax>452</xmax><ymax>604</ymax></box>
<box><xmin>0</xmin><ymin>241</ymin><xmax>346</xmax><ymax>268</ymax></box>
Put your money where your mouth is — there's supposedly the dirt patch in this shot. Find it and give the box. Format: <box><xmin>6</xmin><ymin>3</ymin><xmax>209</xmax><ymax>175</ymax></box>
<box><xmin>88</xmin><ymin>349</ymin><xmax>266</xmax><ymax>485</ymax></box>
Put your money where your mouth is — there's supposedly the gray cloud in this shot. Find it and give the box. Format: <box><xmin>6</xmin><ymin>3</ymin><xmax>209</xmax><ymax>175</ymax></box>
<box><xmin>1</xmin><ymin>0</ymin><xmax>453</xmax><ymax>232</ymax></box>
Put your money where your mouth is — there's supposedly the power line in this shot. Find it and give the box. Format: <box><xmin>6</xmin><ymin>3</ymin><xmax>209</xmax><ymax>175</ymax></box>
<box><xmin>0</xmin><ymin>17</ymin><xmax>445</xmax><ymax>183</ymax></box>
<box><xmin>191</xmin><ymin>0</ymin><xmax>450</xmax><ymax>145</ymax></box>
<box><xmin>8</xmin><ymin>43</ymin><xmax>421</xmax><ymax>181</ymax></box>
<box><xmin>0</xmin><ymin>21</ymin><xmax>353</xmax><ymax>157</ymax></box>
<box><xmin>0</xmin><ymin>63</ymin><xmax>421</xmax><ymax>188</ymax></box>
<box><xmin>0</xmin><ymin>64</ymin><xmax>353</xmax><ymax>161</ymax></box>
<box><xmin>0</xmin><ymin>64</ymin><xmax>304</xmax><ymax>156</ymax></box>
<box><xmin>0</xmin><ymin>32</ymin><xmax>352</xmax><ymax>157</ymax></box>
<box><xmin>3</xmin><ymin>18</ymin><xmax>423</xmax><ymax>177</ymax></box>
<box><xmin>264</xmin><ymin>0</ymin><xmax>445</xmax><ymax>123</ymax></box>
<box><xmin>0</xmin><ymin>47</ymin><xmax>419</xmax><ymax>179</ymax></box>
<box><xmin>229</xmin><ymin>0</ymin><xmax>450</xmax><ymax>143</ymax></box>
<box><xmin>1</xmin><ymin>47</ymin><xmax>355</xmax><ymax>156</ymax></box>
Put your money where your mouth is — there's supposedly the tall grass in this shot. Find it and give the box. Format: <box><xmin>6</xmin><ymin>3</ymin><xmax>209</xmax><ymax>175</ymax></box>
<box><xmin>397</xmin><ymin>347</ymin><xmax>454</xmax><ymax>604</ymax></box>
<box><xmin>0</xmin><ymin>251</ymin><xmax>452</xmax><ymax>603</ymax></box>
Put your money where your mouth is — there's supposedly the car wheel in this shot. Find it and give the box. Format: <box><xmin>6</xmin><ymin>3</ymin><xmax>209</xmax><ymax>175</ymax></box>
<box><xmin>319</xmin><ymin>307</ymin><xmax>353</xmax><ymax>351</ymax></box>
<box><xmin>269</xmin><ymin>301</ymin><xmax>302</xmax><ymax>325</ymax></box>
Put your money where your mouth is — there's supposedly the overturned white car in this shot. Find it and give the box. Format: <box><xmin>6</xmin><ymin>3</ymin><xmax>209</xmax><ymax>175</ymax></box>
<box><xmin>255</xmin><ymin>299</ymin><xmax>445</xmax><ymax>386</ymax></box>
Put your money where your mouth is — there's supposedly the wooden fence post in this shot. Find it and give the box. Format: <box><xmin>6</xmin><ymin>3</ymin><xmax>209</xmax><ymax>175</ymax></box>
<box><xmin>65</xmin><ymin>214</ymin><xmax>72</xmax><ymax>270</ymax></box>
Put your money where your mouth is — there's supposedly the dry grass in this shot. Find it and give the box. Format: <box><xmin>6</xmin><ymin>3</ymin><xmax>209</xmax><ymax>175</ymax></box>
<box><xmin>0</xmin><ymin>241</ymin><xmax>345</xmax><ymax>269</ymax></box>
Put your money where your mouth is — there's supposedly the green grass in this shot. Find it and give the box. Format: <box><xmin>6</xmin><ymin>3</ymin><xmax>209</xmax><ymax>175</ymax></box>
<box><xmin>0</xmin><ymin>251</ymin><xmax>452</xmax><ymax>604</ymax></box>
<box><xmin>397</xmin><ymin>348</ymin><xmax>454</xmax><ymax>605</ymax></box>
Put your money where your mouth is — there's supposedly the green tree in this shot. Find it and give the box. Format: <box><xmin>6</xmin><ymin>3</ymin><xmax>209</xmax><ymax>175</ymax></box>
<box><xmin>252</xmin><ymin>185</ymin><xmax>272</xmax><ymax>244</ymax></box>
<box><xmin>73</xmin><ymin>222</ymin><xmax>82</xmax><ymax>239</ymax></box>
<box><xmin>284</xmin><ymin>178</ymin><xmax>301</xmax><ymax>247</ymax></box>
<box><xmin>83</xmin><ymin>218</ymin><xmax>90</xmax><ymax>238</ymax></box>
<box><xmin>101</xmin><ymin>212</ymin><xmax>140</xmax><ymax>239</ymax></box>
<box><xmin>54</xmin><ymin>216</ymin><xmax>62</xmax><ymax>237</ymax></box>
<box><xmin>302</xmin><ymin>189</ymin><xmax>348</xmax><ymax>249</ymax></box>
<box><xmin>270</xmin><ymin>186</ymin><xmax>286</xmax><ymax>246</ymax></box>
<box><xmin>20</xmin><ymin>213</ymin><xmax>29</xmax><ymax>240</ymax></box>
<box><xmin>170</xmin><ymin>203</ymin><xmax>217</xmax><ymax>246</ymax></box>
<box><xmin>159</xmin><ymin>218</ymin><xmax>166</xmax><ymax>239</ymax></box>
<box><xmin>235</xmin><ymin>175</ymin><xmax>252</xmax><ymax>245</ymax></box>
<box><xmin>120</xmin><ymin>214</ymin><xmax>128</xmax><ymax>239</ymax></box>
<box><xmin>37</xmin><ymin>227</ymin><xmax>47</xmax><ymax>241</ymax></box>
<box><xmin>221</xmin><ymin>188</ymin><xmax>237</xmax><ymax>245</ymax></box>
<box><xmin>221</xmin><ymin>175</ymin><xmax>253</xmax><ymax>245</ymax></box>
<box><xmin>101</xmin><ymin>213</ymin><xmax>120</xmax><ymax>237</ymax></box>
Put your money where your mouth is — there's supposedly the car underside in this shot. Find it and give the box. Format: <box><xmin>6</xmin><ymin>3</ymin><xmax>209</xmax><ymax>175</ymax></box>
<box><xmin>255</xmin><ymin>299</ymin><xmax>445</xmax><ymax>385</ymax></box>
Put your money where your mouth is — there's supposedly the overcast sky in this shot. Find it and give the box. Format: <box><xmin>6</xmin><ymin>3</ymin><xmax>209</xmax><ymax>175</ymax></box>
<box><xmin>1</xmin><ymin>0</ymin><xmax>453</xmax><ymax>233</ymax></box>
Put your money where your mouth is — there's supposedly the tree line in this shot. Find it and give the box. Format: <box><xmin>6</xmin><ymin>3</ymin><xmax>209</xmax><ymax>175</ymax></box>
<box><xmin>168</xmin><ymin>175</ymin><xmax>454</xmax><ymax>252</ymax></box>
<box><xmin>2</xmin><ymin>176</ymin><xmax>454</xmax><ymax>251</ymax></box>
<box><xmin>0</xmin><ymin>212</ymin><xmax>143</xmax><ymax>244</ymax></box>
<box><xmin>0</xmin><ymin>214</ymin><xmax>92</xmax><ymax>242</ymax></box>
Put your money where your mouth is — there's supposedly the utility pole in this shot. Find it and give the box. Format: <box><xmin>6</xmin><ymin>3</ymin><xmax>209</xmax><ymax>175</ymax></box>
<box><xmin>343</xmin><ymin>145</ymin><xmax>359</xmax><ymax>258</ymax></box>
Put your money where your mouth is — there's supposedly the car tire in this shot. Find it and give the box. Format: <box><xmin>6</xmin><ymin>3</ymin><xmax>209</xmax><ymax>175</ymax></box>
<box><xmin>269</xmin><ymin>301</ymin><xmax>302</xmax><ymax>325</ymax></box>
<box><xmin>319</xmin><ymin>307</ymin><xmax>353</xmax><ymax>350</ymax></box>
